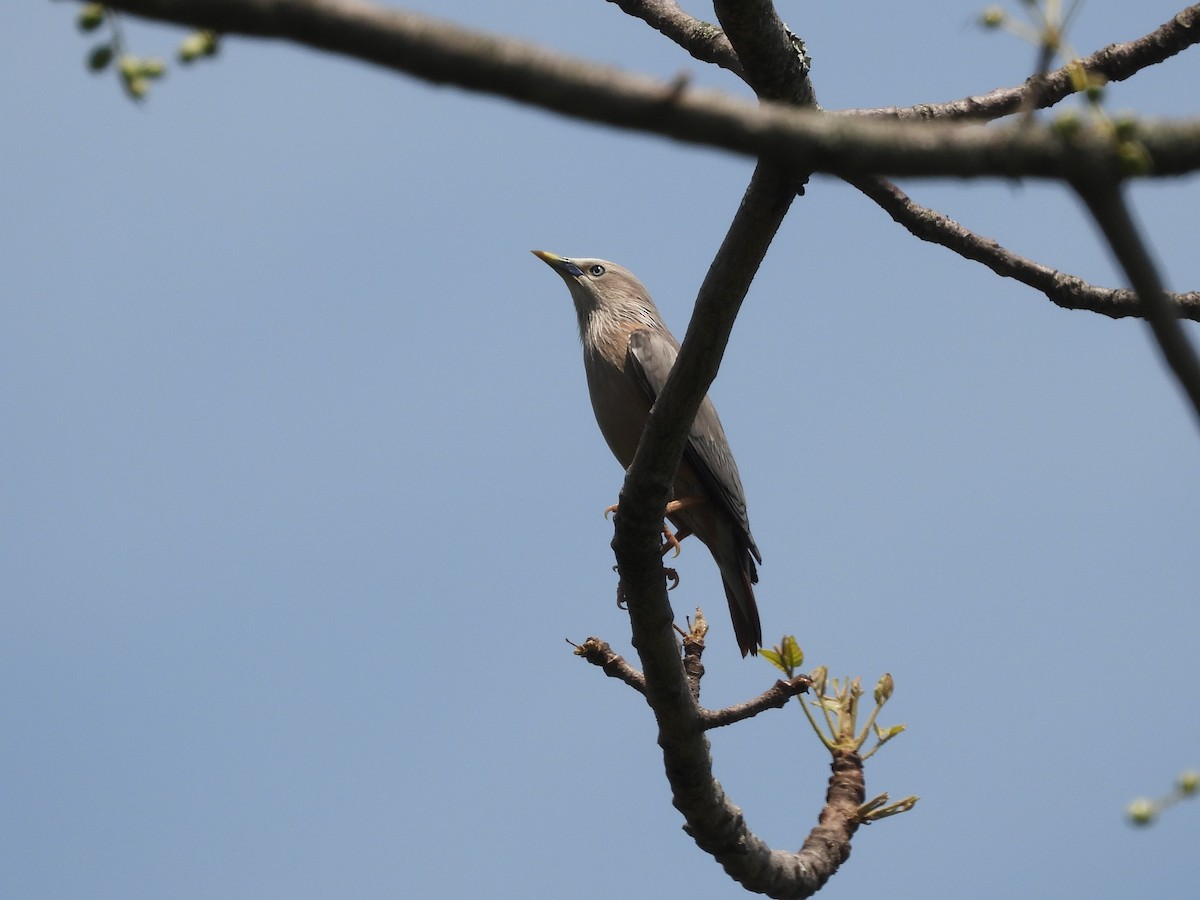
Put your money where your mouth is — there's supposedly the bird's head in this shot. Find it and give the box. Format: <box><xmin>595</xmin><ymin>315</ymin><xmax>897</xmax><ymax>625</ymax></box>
<box><xmin>532</xmin><ymin>250</ymin><xmax>665</xmax><ymax>342</ymax></box>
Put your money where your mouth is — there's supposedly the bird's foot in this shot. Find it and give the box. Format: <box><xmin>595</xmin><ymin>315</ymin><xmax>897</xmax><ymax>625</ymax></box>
<box><xmin>604</xmin><ymin>501</ymin><xmax>693</xmax><ymax>558</ymax></box>
<box><xmin>660</xmin><ymin>497</ymin><xmax>702</xmax><ymax>557</ymax></box>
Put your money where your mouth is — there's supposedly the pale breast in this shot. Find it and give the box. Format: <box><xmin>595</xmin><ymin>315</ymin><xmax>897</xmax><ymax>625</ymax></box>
<box><xmin>583</xmin><ymin>346</ymin><xmax>653</xmax><ymax>470</ymax></box>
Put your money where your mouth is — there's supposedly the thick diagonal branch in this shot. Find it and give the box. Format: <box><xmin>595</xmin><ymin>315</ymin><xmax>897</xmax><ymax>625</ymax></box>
<box><xmin>605</xmin><ymin>0</ymin><xmax>743</xmax><ymax>78</ymax></box>
<box><xmin>1074</xmin><ymin>180</ymin><xmax>1200</xmax><ymax>427</ymax></box>
<box><xmin>611</xmin><ymin>2</ymin><xmax>867</xmax><ymax>893</ymax></box>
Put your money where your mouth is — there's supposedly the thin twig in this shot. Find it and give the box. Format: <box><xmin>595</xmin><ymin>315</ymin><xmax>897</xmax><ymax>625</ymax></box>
<box><xmin>853</xmin><ymin>4</ymin><xmax>1200</xmax><ymax>121</ymax></box>
<box><xmin>700</xmin><ymin>676</ymin><xmax>812</xmax><ymax>730</ymax></box>
<box><xmin>847</xmin><ymin>174</ymin><xmax>1200</xmax><ymax>320</ymax></box>
<box><xmin>572</xmin><ymin>637</ymin><xmax>647</xmax><ymax>694</ymax></box>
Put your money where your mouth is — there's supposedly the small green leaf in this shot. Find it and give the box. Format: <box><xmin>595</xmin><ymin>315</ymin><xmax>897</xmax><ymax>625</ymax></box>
<box><xmin>760</xmin><ymin>647</ymin><xmax>785</xmax><ymax>672</ymax></box>
<box><xmin>873</xmin><ymin>672</ymin><xmax>894</xmax><ymax>705</ymax></box>
<box><xmin>779</xmin><ymin>635</ymin><xmax>804</xmax><ymax>670</ymax></box>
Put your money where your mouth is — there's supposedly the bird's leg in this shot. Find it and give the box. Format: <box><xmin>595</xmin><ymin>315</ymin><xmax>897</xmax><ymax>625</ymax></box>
<box><xmin>605</xmin><ymin>499</ymin><xmax>692</xmax><ymax>581</ymax></box>
<box><xmin>665</xmin><ymin>497</ymin><xmax>705</xmax><ymax>515</ymax></box>
<box><xmin>607</xmin><ymin>498</ymin><xmax>703</xmax><ymax>557</ymax></box>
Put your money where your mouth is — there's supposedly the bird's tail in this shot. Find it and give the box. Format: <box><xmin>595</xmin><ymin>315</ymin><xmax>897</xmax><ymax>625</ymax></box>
<box><xmin>721</xmin><ymin>559</ymin><xmax>762</xmax><ymax>657</ymax></box>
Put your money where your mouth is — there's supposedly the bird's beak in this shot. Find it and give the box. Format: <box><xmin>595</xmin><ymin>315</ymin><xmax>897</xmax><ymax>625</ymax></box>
<box><xmin>532</xmin><ymin>250</ymin><xmax>583</xmax><ymax>278</ymax></box>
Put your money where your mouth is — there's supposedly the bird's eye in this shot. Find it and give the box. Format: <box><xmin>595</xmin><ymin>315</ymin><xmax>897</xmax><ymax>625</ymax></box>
<box><xmin>588</xmin><ymin>264</ymin><xmax>606</xmax><ymax>277</ymax></box>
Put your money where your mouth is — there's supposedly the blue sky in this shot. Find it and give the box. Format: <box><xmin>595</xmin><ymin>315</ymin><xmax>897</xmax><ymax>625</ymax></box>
<box><xmin>5</xmin><ymin>2</ymin><xmax>1199</xmax><ymax>897</ymax></box>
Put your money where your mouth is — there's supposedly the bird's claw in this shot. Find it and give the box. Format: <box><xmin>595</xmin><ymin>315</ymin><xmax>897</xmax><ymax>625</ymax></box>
<box><xmin>613</xmin><ymin>566</ymin><xmax>627</xmax><ymax>608</ymax></box>
<box><xmin>660</xmin><ymin>525</ymin><xmax>682</xmax><ymax>558</ymax></box>
<box><xmin>615</xmin><ymin>565</ymin><xmax>679</xmax><ymax>605</ymax></box>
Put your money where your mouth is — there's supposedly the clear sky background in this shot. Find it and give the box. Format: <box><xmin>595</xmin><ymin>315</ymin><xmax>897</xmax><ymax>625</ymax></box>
<box><xmin>5</xmin><ymin>2</ymin><xmax>1199</xmax><ymax>898</ymax></box>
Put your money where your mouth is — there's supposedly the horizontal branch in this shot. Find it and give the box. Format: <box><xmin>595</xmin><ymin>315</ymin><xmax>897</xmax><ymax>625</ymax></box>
<box><xmin>102</xmin><ymin>0</ymin><xmax>1200</xmax><ymax>179</ymax></box>
<box><xmin>848</xmin><ymin>174</ymin><xmax>1200</xmax><ymax>320</ymax></box>
<box><xmin>606</xmin><ymin>2</ymin><xmax>1200</xmax><ymax>321</ymax></box>
<box><xmin>857</xmin><ymin>4</ymin><xmax>1200</xmax><ymax>121</ymax></box>
<box><xmin>628</xmin><ymin>2</ymin><xmax>1200</xmax><ymax>125</ymax></box>
<box><xmin>700</xmin><ymin>675</ymin><xmax>812</xmax><ymax>730</ymax></box>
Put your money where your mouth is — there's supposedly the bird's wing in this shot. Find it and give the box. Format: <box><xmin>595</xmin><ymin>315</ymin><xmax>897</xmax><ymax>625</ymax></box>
<box><xmin>627</xmin><ymin>329</ymin><xmax>760</xmax><ymax>562</ymax></box>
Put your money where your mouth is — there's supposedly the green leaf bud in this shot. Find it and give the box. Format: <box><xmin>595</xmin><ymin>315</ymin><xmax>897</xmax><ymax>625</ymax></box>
<box><xmin>77</xmin><ymin>3</ymin><xmax>105</xmax><ymax>32</ymax></box>
<box><xmin>1126</xmin><ymin>798</ymin><xmax>1156</xmax><ymax>826</ymax></box>
<box><xmin>87</xmin><ymin>43</ymin><xmax>114</xmax><ymax>72</ymax></box>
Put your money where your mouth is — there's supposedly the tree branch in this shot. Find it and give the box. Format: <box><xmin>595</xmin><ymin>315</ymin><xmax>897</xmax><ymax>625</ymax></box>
<box><xmin>98</xmin><ymin>0</ymin><xmax>1200</xmax><ymax>179</ymax></box>
<box><xmin>1074</xmin><ymin>179</ymin><xmax>1200</xmax><ymax>428</ymax></box>
<box><xmin>854</xmin><ymin>4</ymin><xmax>1200</xmax><ymax>122</ymax></box>
<box><xmin>574</xmin><ymin>636</ymin><xmax>814</xmax><ymax>730</ymax></box>
<box><xmin>572</xmin><ymin>638</ymin><xmax>647</xmax><ymax>694</ymax></box>
<box><xmin>700</xmin><ymin>676</ymin><xmax>813</xmax><ymax>730</ymax></box>
<box><xmin>711</xmin><ymin>0</ymin><xmax>814</xmax><ymax>106</ymax></box>
<box><xmin>847</xmin><ymin>174</ymin><xmax>1200</xmax><ymax>320</ymax></box>
<box><xmin>609</xmin><ymin>2</ymin><xmax>867</xmax><ymax>892</ymax></box>
<box><xmin>607</xmin><ymin>1</ymin><xmax>1200</xmax><ymax>323</ymax></box>
<box><xmin>605</xmin><ymin>0</ymin><xmax>742</xmax><ymax>78</ymax></box>
<box><xmin>612</xmin><ymin>155</ymin><xmax>795</xmax><ymax>765</ymax></box>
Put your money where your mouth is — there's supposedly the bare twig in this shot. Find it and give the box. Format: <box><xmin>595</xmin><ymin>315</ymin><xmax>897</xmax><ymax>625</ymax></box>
<box><xmin>854</xmin><ymin>4</ymin><xmax>1200</xmax><ymax>121</ymax></box>
<box><xmin>847</xmin><ymin>174</ymin><xmax>1200</xmax><ymax>320</ymax></box>
<box><xmin>700</xmin><ymin>675</ymin><xmax>812</xmax><ymax>730</ymax></box>
<box><xmin>1074</xmin><ymin>178</ymin><xmax>1200</xmax><ymax>428</ymax></box>
<box><xmin>572</xmin><ymin>637</ymin><xmax>647</xmax><ymax>694</ymax></box>
<box><xmin>605</xmin><ymin>0</ymin><xmax>742</xmax><ymax>77</ymax></box>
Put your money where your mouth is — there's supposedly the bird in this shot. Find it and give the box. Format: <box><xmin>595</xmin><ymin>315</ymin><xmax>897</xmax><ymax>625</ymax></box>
<box><xmin>532</xmin><ymin>250</ymin><xmax>763</xmax><ymax>656</ymax></box>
